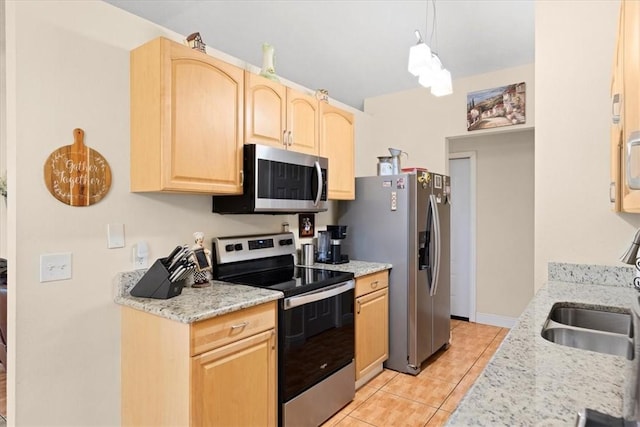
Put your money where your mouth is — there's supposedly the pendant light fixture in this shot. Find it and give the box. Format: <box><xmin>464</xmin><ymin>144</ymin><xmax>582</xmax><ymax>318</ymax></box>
<box><xmin>407</xmin><ymin>0</ymin><xmax>453</xmax><ymax>96</ymax></box>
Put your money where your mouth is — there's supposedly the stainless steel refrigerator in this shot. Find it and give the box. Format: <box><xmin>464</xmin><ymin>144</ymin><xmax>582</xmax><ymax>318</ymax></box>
<box><xmin>338</xmin><ymin>173</ymin><xmax>450</xmax><ymax>375</ymax></box>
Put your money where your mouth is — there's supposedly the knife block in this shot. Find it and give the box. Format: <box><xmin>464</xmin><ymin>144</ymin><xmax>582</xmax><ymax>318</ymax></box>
<box><xmin>130</xmin><ymin>258</ymin><xmax>185</xmax><ymax>299</ymax></box>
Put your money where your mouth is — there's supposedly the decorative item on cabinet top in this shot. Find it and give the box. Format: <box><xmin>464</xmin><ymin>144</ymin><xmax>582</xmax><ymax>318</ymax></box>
<box><xmin>259</xmin><ymin>43</ymin><xmax>279</xmax><ymax>81</ymax></box>
<box><xmin>315</xmin><ymin>89</ymin><xmax>329</xmax><ymax>103</ymax></box>
<box><xmin>43</xmin><ymin>128</ymin><xmax>112</xmax><ymax>207</ymax></box>
<box><xmin>185</xmin><ymin>32</ymin><xmax>206</xmax><ymax>53</ymax></box>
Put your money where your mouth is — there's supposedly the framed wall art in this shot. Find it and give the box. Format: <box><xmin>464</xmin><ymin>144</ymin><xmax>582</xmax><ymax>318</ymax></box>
<box><xmin>298</xmin><ymin>213</ymin><xmax>315</xmax><ymax>238</ymax></box>
<box><xmin>467</xmin><ymin>82</ymin><xmax>526</xmax><ymax>131</ymax></box>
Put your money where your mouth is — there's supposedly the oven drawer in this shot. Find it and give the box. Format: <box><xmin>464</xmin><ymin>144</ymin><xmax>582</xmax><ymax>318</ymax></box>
<box><xmin>355</xmin><ymin>270</ymin><xmax>389</xmax><ymax>298</ymax></box>
<box><xmin>191</xmin><ymin>301</ymin><xmax>277</xmax><ymax>356</ymax></box>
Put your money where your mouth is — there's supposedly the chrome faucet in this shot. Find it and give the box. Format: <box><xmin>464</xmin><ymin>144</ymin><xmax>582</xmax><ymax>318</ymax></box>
<box><xmin>621</xmin><ymin>229</ymin><xmax>640</xmax><ymax>291</ymax></box>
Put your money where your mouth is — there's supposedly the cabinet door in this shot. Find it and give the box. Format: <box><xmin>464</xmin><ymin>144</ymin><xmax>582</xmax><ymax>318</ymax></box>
<box><xmin>191</xmin><ymin>329</ymin><xmax>276</xmax><ymax>427</ymax></box>
<box><xmin>131</xmin><ymin>37</ymin><xmax>244</xmax><ymax>194</ymax></box>
<box><xmin>355</xmin><ymin>288</ymin><xmax>389</xmax><ymax>380</ymax></box>
<box><xmin>245</xmin><ymin>72</ymin><xmax>287</xmax><ymax>148</ymax></box>
<box><xmin>319</xmin><ymin>103</ymin><xmax>355</xmax><ymax>200</ymax></box>
<box><xmin>286</xmin><ymin>88</ymin><xmax>319</xmax><ymax>155</ymax></box>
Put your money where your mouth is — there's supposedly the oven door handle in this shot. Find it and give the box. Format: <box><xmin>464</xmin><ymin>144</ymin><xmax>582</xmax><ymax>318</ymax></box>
<box><xmin>283</xmin><ymin>280</ymin><xmax>355</xmax><ymax>310</ymax></box>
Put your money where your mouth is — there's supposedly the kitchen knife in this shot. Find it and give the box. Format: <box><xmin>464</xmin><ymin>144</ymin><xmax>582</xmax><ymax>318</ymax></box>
<box><xmin>169</xmin><ymin>265</ymin><xmax>186</xmax><ymax>282</ymax></box>
<box><xmin>168</xmin><ymin>246</ymin><xmax>188</xmax><ymax>271</ymax></box>
<box><xmin>164</xmin><ymin>245</ymin><xmax>183</xmax><ymax>266</ymax></box>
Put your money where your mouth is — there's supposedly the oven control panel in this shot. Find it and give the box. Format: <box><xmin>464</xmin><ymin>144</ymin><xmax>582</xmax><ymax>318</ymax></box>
<box><xmin>248</xmin><ymin>238</ymin><xmax>274</xmax><ymax>250</ymax></box>
<box><xmin>212</xmin><ymin>232</ymin><xmax>296</xmax><ymax>264</ymax></box>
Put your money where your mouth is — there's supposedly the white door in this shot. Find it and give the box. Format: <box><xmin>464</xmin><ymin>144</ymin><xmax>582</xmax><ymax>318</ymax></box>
<box><xmin>450</xmin><ymin>156</ymin><xmax>472</xmax><ymax>319</ymax></box>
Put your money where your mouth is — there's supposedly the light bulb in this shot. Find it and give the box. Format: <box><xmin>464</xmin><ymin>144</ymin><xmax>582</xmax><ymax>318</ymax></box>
<box><xmin>408</xmin><ymin>43</ymin><xmax>432</xmax><ymax>77</ymax></box>
<box><xmin>430</xmin><ymin>68</ymin><xmax>453</xmax><ymax>97</ymax></box>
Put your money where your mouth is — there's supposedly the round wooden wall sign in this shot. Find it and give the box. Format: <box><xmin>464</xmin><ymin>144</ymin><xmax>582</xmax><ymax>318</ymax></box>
<box><xmin>44</xmin><ymin>128</ymin><xmax>112</xmax><ymax>206</ymax></box>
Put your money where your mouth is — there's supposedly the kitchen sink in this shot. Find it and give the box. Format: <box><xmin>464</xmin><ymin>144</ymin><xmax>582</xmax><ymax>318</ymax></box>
<box><xmin>541</xmin><ymin>303</ymin><xmax>633</xmax><ymax>359</ymax></box>
<box><xmin>549</xmin><ymin>304</ymin><xmax>631</xmax><ymax>335</ymax></box>
<box><xmin>541</xmin><ymin>326</ymin><xmax>632</xmax><ymax>358</ymax></box>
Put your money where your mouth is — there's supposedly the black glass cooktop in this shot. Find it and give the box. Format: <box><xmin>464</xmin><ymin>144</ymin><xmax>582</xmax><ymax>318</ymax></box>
<box><xmin>227</xmin><ymin>266</ymin><xmax>354</xmax><ymax>298</ymax></box>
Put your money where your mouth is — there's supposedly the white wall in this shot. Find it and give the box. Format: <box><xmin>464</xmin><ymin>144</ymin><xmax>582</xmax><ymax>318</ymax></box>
<box><xmin>450</xmin><ymin>130</ymin><xmax>534</xmax><ymax>319</ymax></box>
<box><xmin>362</xmin><ymin>63</ymin><xmax>535</xmax><ymax>322</ymax></box>
<box><xmin>362</xmin><ymin>64</ymin><xmax>534</xmax><ymax>177</ymax></box>
<box><xmin>4</xmin><ymin>1</ymin><xmax>370</xmax><ymax>424</ymax></box>
<box><xmin>1</xmin><ymin>0</ymin><xmax>6</xmax><ymax>257</ymax></box>
<box><xmin>534</xmin><ymin>0</ymin><xmax>640</xmax><ymax>290</ymax></box>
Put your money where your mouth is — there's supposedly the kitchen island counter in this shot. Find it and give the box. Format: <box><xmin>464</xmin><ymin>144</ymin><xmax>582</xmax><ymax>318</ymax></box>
<box><xmin>114</xmin><ymin>270</ymin><xmax>282</xmax><ymax>324</ymax></box>
<box><xmin>447</xmin><ymin>263</ymin><xmax>635</xmax><ymax>426</ymax></box>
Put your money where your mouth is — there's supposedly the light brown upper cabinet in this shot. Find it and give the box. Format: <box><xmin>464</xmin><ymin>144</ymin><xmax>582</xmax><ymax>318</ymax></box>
<box><xmin>611</xmin><ymin>0</ymin><xmax>640</xmax><ymax>212</ymax></box>
<box><xmin>320</xmin><ymin>103</ymin><xmax>355</xmax><ymax>200</ymax></box>
<box><xmin>130</xmin><ymin>37</ymin><xmax>244</xmax><ymax>194</ymax></box>
<box><xmin>245</xmin><ymin>72</ymin><xmax>319</xmax><ymax>155</ymax></box>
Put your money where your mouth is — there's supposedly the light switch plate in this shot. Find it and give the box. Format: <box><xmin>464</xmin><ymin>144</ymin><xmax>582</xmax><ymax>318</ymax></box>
<box><xmin>107</xmin><ymin>223</ymin><xmax>125</xmax><ymax>248</ymax></box>
<box><xmin>40</xmin><ymin>252</ymin><xmax>72</xmax><ymax>282</ymax></box>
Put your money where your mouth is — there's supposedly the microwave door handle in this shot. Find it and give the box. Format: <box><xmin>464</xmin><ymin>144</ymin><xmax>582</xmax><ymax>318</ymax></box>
<box><xmin>283</xmin><ymin>280</ymin><xmax>355</xmax><ymax>310</ymax></box>
<box><xmin>313</xmin><ymin>160</ymin><xmax>323</xmax><ymax>206</ymax></box>
<box><xmin>429</xmin><ymin>194</ymin><xmax>441</xmax><ymax>297</ymax></box>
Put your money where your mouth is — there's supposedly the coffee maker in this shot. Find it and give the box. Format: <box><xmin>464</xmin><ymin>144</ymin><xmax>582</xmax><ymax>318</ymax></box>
<box><xmin>322</xmin><ymin>225</ymin><xmax>349</xmax><ymax>264</ymax></box>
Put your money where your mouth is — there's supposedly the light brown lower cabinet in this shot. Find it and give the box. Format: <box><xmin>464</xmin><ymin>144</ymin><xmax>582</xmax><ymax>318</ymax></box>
<box><xmin>121</xmin><ymin>301</ymin><xmax>277</xmax><ymax>427</ymax></box>
<box><xmin>355</xmin><ymin>270</ymin><xmax>389</xmax><ymax>387</ymax></box>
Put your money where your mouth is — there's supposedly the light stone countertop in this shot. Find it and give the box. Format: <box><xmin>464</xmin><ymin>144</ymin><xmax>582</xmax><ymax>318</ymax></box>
<box><xmin>114</xmin><ymin>260</ymin><xmax>391</xmax><ymax>324</ymax></box>
<box><xmin>300</xmin><ymin>260</ymin><xmax>392</xmax><ymax>277</ymax></box>
<box><xmin>447</xmin><ymin>262</ymin><xmax>636</xmax><ymax>426</ymax></box>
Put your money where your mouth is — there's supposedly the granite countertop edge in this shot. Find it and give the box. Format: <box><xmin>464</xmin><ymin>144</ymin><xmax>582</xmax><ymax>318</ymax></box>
<box><xmin>447</xmin><ymin>278</ymin><xmax>636</xmax><ymax>426</ymax></box>
<box><xmin>301</xmin><ymin>260</ymin><xmax>392</xmax><ymax>277</ymax></box>
<box><xmin>114</xmin><ymin>260</ymin><xmax>391</xmax><ymax>324</ymax></box>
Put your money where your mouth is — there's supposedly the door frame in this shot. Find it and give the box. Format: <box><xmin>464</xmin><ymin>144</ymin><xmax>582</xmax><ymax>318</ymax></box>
<box><xmin>448</xmin><ymin>151</ymin><xmax>477</xmax><ymax>323</ymax></box>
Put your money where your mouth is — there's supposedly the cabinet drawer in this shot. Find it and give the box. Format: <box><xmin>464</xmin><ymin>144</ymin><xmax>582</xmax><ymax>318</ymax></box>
<box><xmin>190</xmin><ymin>301</ymin><xmax>276</xmax><ymax>356</ymax></box>
<box><xmin>355</xmin><ymin>270</ymin><xmax>389</xmax><ymax>298</ymax></box>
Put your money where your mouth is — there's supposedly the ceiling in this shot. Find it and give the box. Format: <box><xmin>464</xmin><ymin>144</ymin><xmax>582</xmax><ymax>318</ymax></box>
<box><xmin>104</xmin><ymin>0</ymin><xmax>535</xmax><ymax>110</ymax></box>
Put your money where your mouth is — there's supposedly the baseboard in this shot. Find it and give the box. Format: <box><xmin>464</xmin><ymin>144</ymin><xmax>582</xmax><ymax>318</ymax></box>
<box><xmin>355</xmin><ymin>364</ymin><xmax>383</xmax><ymax>390</ymax></box>
<box><xmin>475</xmin><ymin>312</ymin><xmax>517</xmax><ymax>328</ymax></box>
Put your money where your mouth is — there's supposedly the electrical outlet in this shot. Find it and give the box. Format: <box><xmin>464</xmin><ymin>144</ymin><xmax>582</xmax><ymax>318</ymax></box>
<box><xmin>107</xmin><ymin>223</ymin><xmax>125</xmax><ymax>249</ymax></box>
<box><xmin>132</xmin><ymin>242</ymin><xmax>149</xmax><ymax>269</ymax></box>
<box><xmin>40</xmin><ymin>252</ymin><xmax>72</xmax><ymax>282</ymax></box>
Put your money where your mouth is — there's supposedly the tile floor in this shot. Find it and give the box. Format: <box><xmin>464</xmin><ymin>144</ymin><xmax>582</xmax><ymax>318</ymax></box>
<box><xmin>322</xmin><ymin>320</ymin><xmax>509</xmax><ymax>427</ymax></box>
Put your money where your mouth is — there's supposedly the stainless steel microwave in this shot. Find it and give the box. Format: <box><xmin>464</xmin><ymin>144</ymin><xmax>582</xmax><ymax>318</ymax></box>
<box><xmin>212</xmin><ymin>144</ymin><xmax>328</xmax><ymax>214</ymax></box>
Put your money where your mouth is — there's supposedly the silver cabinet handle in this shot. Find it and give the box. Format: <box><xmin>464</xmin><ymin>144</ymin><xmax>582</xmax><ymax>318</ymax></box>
<box><xmin>240</xmin><ymin>170</ymin><xmax>244</xmax><ymax>186</ymax></box>
<box><xmin>231</xmin><ymin>321</ymin><xmax>248</xmax><ymax>330</ymax></box>
<box><xmin>610</xmin><ymin>182</ymin><xmax>616</xmax><ymax>203</ymax></box>
<box><xmin>612</xmin><ymin>93</ymin><xmax>621</xmax><ymax>124</ymax></box>
<box><xmin>626</xmin><ymin>131</ymin><xmax>640</xmax><ymax>190</ymax></box>
<box><xmin>288</xmin><ymin>130</ymin><xmax>293</xmax><ymax>146</ymax></box>
<box><xmin>282</xmin><ymin>130</ymin><xmax>287</xmax><ymax>147</ymax></box>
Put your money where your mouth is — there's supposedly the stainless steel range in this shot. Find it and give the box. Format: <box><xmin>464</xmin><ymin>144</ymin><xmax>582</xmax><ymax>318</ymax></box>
<box><xmin>211</xmin><ymin>232</ymin><xmax>355</xmax><ymax>426</ymax></box>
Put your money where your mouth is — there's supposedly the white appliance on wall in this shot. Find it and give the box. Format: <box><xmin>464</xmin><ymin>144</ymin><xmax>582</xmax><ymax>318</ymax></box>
<box><xmin>338</xmin><ymin>172</ymin><xmax>451</xmax><ymax>375</ymax></box>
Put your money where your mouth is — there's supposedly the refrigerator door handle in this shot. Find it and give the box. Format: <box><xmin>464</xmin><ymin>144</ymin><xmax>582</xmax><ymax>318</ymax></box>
<box><xmin>429</xmin><ymin>194</ymin><xmax>441</xmax><ymax>297</ymax></box>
